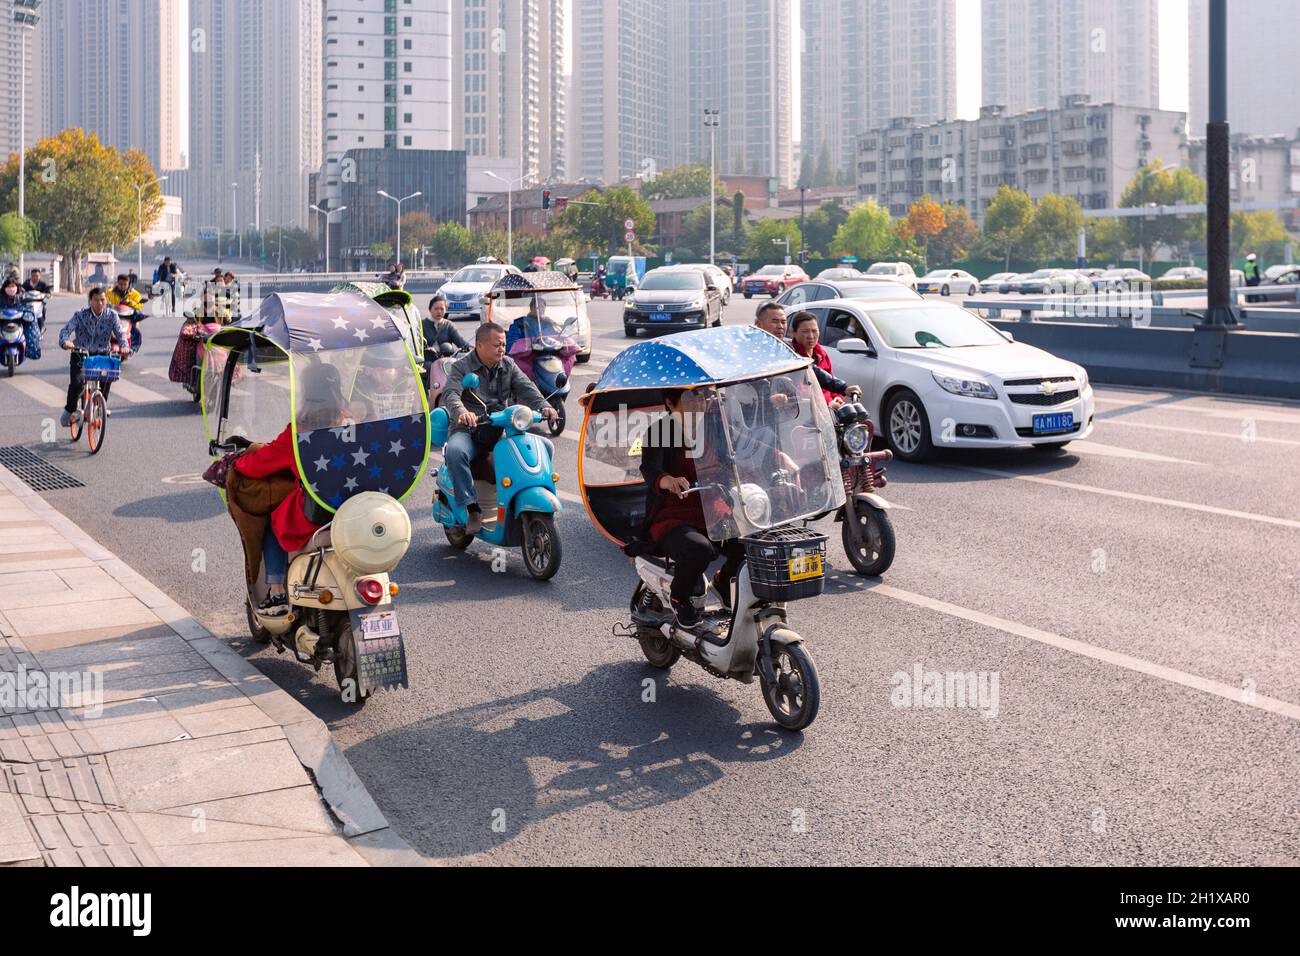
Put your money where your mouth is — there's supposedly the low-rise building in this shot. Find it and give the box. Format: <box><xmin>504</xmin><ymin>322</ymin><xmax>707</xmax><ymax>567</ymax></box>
<box><xmin>1187</xmin><ymin>131</ymin><xmax>1300</xmax><ymax>231</ymax></box>
<box><xmin>467</xmin><ymin>183</ymin><xmax>600</xmax><ymax>237</ymax></box>
<box><xmin>856</xmin><ymin>97</ymin><xmax>1188</xmax><ymax>223</ymax></box>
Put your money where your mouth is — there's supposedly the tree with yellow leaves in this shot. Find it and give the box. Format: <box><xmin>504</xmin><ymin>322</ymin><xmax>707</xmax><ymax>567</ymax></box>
<box><xmin>894</xmin><ymin>196</ymin><xmax>946</xmax><ymax>270</ymax></box>
<box><xmin>0</xmin><ymin>129</ymin><xmax>165</xmax><ymax>291</ymax></box>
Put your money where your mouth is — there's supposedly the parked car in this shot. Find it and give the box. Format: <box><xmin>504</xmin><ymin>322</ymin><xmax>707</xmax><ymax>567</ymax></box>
<box><xmin>623</xmin><ymin>266</ymin><xmax>723</xmax><ymax>337</ymax></box>
<box><xmin>682</xmin><ymin>262</ymin><xmax>732</xmax><ymax>306</ymax></box>
<box><xmin>776</xmin><ymin>277</ymin><xmax>921</xmax><ymax>310</ymax></box>
<box><xmin>1014</xmin><ymin>270</ymin><xmax>1091</xmax><ymax>295</ymax></box>
<box><xmin>1158</xmin><ymin>266</ymin><xmax>1207</xmax><ymax>282</ymax></box>
<box><xmin>1245</xmin><ymin>265</ymin><xmax>1300</xmax><ymax>302</ymax></box>
<box><xmin>795</xmin><ymin>298</ymin><xmax>1095</xmax><ymax>461</ymax></box>
<box><xmin>915</xmin><ymin>269</ymin><xmax>979</xmax><ymax>296</ymax></box>
<box><xmin>864</xmin><ymin>261</ymin><xmax>918</xmax><ymax>289</ymax></box>
<box><xmin>741</xmin><ymin>264</ymin><xmax>809</xmax><ymax>299</ymax></box>
<box><xmin>996</xmin><ymin>272</ymin><xmax>1032</xmax><ymax>294</ymax></box>
<box><xmin>978</xmin><ymin>272</ymin><xmax>1017</xmax><ymax>294</ymax></box>
<box><xmin>816</xmin><ymin>267</ymin><xmax>865</xmax><ymax>281</ymax></box>
<box><xmin>1264</xmin><ymin>264</ymin><xmax>1294</xmax><ymax>281</ymax></box>
<box><xmin>1093</xmin><ymin>268</ymin><xmax>1150</xmax><ymax>292</ymax></box>
<box><xmin>440</xmin><ymin>262</ymin><xmax>522</xmax><ymax>320</ymax></box>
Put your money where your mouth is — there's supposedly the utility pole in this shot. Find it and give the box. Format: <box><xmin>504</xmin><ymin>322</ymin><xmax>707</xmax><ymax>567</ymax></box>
<box><xmin>800</xmin><ymin>186</ymin><xmax>807</xmax><ymax>262</ymax></box>
<box><xmin>1200</xmin><ymin>0</ymin><xmax>1239</xmax><ymax>333</ymax></box>
<box><xmin>705</xmin><ymin>109</ymin><xmax>720</xmax><ymax>263</ymax></box>
<box><xmin>14</xmin><ymin>2</ymin><xmax>41</xmax><ymax>279</ymax></box>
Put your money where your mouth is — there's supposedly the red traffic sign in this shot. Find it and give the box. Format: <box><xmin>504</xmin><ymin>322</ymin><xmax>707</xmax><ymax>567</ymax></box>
<box><xmin>624</xmin><ymin>218</ymin><xmax>635</xmax><ymax>231</ymax></box>
<box><xmin>625</xmin><ymin>230</ymin><xmax>636</xmax><ymax>243</ymax></box>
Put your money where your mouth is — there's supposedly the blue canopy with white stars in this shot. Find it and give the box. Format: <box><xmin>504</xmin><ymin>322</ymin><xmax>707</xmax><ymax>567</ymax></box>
<box><xmin>209</xmin><ymin>291</ymin><xmax>405</xmax><ymax>354</ymax></box>
<box><xmin>579</xmin><ymin>325</ymin><xmax>809</xmax><ymax>405</ymax></box>
<box><xmin>298</xmin><ymin>415</ymin><xmax>429</xmax><ymax>510</ymax></box>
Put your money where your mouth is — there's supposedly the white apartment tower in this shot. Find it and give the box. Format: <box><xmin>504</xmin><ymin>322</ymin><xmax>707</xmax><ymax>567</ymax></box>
<box><xmin>802</xmin><ymin>0</ymin><xmax>957</xmax><ymax>181</ymax></box>
<box><xmin>1188</xmin><ymin>0</ymin><xmax>1300</xmax><ymax>137</ymax></box>
<box><xmin>451</xmin><ymin>0</ymin><xmax>565</xmax><ymax>184</ymax></box>
<box><xmin>982</xmin><ymin>0</ymin><xmax>1159</xmax><ymax>114</ymax></box>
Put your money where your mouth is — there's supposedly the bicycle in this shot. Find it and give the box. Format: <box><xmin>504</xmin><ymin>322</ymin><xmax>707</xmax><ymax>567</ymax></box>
<box><xmin>67</xmin><ymin>348</ymin><xmax>120</xmax><ymax>455</ymax></box>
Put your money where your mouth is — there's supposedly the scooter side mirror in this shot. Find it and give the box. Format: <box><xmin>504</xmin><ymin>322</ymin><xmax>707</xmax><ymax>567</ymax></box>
<box><xmin>553</xmin><ymin>372</ymin><xmax>568</xmax><ymax>389</ymax></box>
<box><xmin>461</xmin><ymin>372</ymin><xmax>480</xmax><ymax>390</ymax></box>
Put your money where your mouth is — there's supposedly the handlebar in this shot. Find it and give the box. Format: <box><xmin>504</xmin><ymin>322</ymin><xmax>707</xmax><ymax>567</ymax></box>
<box><xmin>208</xmin><ymin>435</ymin><xmax>252</xmax><ymax>456</ymax></box>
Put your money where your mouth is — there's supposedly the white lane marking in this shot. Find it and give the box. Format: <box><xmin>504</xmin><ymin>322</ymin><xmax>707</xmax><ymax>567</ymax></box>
<box><xmin>1094</xmin><ymin>395</ymin><xmax>1300</xmax><ymax>427</ymax></box>
<box><xmin>4</xmin><ymin>375</ymin><xmax>68</xmax><ymax>408</ymax></box>
<box><xmin>867</xmin><ymin>582</ymin><xmax>1300</xmax><ymax>724</ymax></box>
<box><xmin>950</xmin><ymin>464</ymin><xmax>1300</xmax><ymax>530</ymax></box>
<box><xmin>1100</xmin><ymin>417</ymin><xmax>1300</xmax><ymax>447</ymax></box>
<box><xmin>1066</xmin><ymin>439</ymin><xmax>1204</xmax><ymax>465</ymax></box>
<box><xmin>108</xmin><ymin>378</ymin><xmax>168</xmax><ymax>404</ymax></box>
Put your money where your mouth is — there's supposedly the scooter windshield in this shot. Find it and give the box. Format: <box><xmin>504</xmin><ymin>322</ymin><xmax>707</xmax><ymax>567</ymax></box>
<box><xmin>292</xmin><ymin>338</ymin><xmax>428</xmax><ymax>509</ymax></box>
<box><xmin>202</xmin><ymin>341</ymin><xmax>294</xmax><ymax>446</ymax></box>
<box><xmin>691</xmin><ymin>372</ymin><xmax>844</xmax><ymax>539</ymax></box>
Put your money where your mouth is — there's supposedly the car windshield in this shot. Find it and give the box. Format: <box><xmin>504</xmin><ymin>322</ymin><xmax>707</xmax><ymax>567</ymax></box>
<box><xmin>837</xmin><ymin>281</ymin><xmax>919</xmax><ymax>298</ymax></box>
<box><xmin>754</xmin><ymin>266</ymin><xmax>784</xmax><ymax>276</ymax></box>
<box><xmin>451</xmin><ymin>267</ymin><xmax>501</xmax><ymax>284</ymax></box>
<box><xmin>865</xmin><ymin>306</ymin><xmax>1007</xmax><ymax>349</ymax></box>
<box><xmin>866</xmin><ymin>264</ymin><xmax>899</xmax><ymax>275</ymax></box>
<box><xmin>608</xmin><ymin>261</ymin><xmax>630</xmax><ymax>275</ymax></box>
<box><xmin>641</xmin><ymin>271</ymin><xmax>704</xmax><ymax>291</ymax></box>
<box><xmin>922</xmin><ymin>271</ymin><xmax>953</xmax><ymax>279</ymax></box>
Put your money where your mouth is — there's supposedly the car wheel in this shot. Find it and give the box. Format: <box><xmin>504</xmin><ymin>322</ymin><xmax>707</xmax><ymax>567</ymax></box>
<box><xmin>941</xmin><ymin>285</ymin><xmax>950</xmax><ymax>296</ymax></box>
<box><xmin>884</xmin><ymin>389</ymin><xmax>934</xmax><ymax>462</ymax></box>
<box><xmin>624</xmin><ymin>324</ymin><xmax>637</xmax><ymax>338</ymax></box>
<box><xmin>576</xmin><ymin>349</ymin><xmax>591</xmax><ymax>364</ymax></box>
<box><xmin>743</xmin><ymin>292</ymin><xmax>752</xmax><ymax>299</ymax></box>
<box><xmin>776</xmin><ymin>284</ymin><xmax>785</xmax><ymax>296</ymax></box>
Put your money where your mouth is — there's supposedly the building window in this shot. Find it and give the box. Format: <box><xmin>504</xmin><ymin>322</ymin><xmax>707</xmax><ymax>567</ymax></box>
<box><xmin>404</xmin><ymin>136</ymin><xmax>412</xmax><ymax>146</ymax></box>
<box><xmin>404</xmin><ymin>62</ymin><xmax>412</xmax><ymax>73</ymax></box>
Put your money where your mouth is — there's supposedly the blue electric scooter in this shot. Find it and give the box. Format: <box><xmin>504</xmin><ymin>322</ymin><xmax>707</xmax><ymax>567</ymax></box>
<box><xmin>430</xmin><ymin>373</ymin><xmax>564</xmax><ymax>580</ymax></box>
<box><xmin>0</xmin><ymin>306</ymin><xmax>39</xmax><ymax>378</ymax></box>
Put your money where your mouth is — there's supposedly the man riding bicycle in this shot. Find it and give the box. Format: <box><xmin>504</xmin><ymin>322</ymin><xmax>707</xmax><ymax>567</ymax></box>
<box><xmin>58</xmin><ymin>287</ymin><xmax>130</xmax><ymax>425</ymax></box>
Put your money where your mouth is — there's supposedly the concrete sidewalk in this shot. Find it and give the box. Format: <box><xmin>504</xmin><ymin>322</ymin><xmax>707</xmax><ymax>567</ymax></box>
<box><xmin>0</xmin><ymin>463</ymin><xmax>424</xmax><ymax>867</ymax></box>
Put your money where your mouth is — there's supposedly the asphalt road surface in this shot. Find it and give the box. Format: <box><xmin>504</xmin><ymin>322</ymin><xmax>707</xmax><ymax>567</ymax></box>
<box><xmin>1</xmin><ymin>292</ymin><xmax>1297</xmax><ymax>865</ymax></box>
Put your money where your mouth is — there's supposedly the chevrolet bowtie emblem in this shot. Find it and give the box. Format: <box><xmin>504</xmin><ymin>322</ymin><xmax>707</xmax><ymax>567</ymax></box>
<box><xmin>1041</xmin><ymin>380</ymin><xmax>1058</xmax><ymax>395</ymax></box>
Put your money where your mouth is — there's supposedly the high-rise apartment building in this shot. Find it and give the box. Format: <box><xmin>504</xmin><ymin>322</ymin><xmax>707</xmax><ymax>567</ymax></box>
<box><xmin>1188</xmin><ymin>0</ymin><xmax>1300</xmax><ymax>137</ymax></box>
<box><xmin>802</xmin><ymin>0</ymin><xmax>957</xmax><ymax>182</ymax></box>
<box><xmin>451</xmin><ymin>0</ymin><xmax>565</xmax><ymax>184</ymax></box>
<box><xmin>1</xmin><ymin>3</ymin><xmax>43</xmax><ymax>163</ymax></box>
<box><xmin>982</xmin><ymin>0</ymin><xmax>1159</xmax><ymax>115</ymax></box>
<box><xmin>42</xmin><ymin>0</ymin><xmax>185</xmax><ymax>171</ymax></box>
<box><xmin>184</xmin><ymin>0</ymin><xmax>322</xmax><ymax>236</ymax></box>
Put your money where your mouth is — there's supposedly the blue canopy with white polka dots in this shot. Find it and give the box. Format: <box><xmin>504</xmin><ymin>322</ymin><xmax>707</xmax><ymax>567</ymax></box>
<box><xmin>581</xmin><ymin>325</ymin><xmax>809</xmax><ymax>403</ymax></box>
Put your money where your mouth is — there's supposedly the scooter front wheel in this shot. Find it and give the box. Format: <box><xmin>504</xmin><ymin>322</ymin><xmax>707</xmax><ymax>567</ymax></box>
<box><xmin>547</xmin><ymin>398</ymin><xmax>566</xmax><ymax>436</ymax></box>
<box><xmin>444</xmin><ymin>525</ymin><xmax>474</xmax><ymax>550</ymax></box>
<box><xmin>521</xmin><ymin>513</ymin><xmax>561</xmax><ymax>580</ymax></box>
<box><xmin>841</xmin><ymin>501</ymin><xmax>896</xmax><ymax>577</ymax></box>
<box><xmin>760</xmin><ymin>637</ymin><xmax>820</xmax><ymax>731</ymax></box>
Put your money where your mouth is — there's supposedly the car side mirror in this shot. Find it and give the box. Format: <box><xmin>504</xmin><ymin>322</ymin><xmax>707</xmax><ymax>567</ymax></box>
<box><xmin>836</xmin><ymin>337</ymin><xmax>874</xmax><ymax>357</ymax></box>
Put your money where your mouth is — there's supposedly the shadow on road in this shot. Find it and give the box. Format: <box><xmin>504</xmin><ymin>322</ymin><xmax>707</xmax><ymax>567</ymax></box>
<box><xmin>112</xmin><ymin>488</ymin><xmax>226</xmax><ymax>521</ymax></box>
<box><xmin>343</xmin><ymin>661</ymin><xmax>802</xmax><ymax>859</ymax></box>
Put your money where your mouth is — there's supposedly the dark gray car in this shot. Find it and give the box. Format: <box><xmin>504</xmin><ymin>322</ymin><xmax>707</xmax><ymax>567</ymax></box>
<box><xmin>622</xmin><ymin>267</ymin><xmax>723</xmax><ymax>337</ymax></box>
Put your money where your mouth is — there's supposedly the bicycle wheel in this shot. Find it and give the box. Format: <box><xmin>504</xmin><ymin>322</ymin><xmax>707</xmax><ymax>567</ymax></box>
<box><xmin>69</xmin><ymin>390</ymin><xmax>86</xmax><ymax>443</ymax></box>
<box><xmin>86</xmin><ymin>390</ymin><xmax>107</xmax><ymax>455</ymax></box>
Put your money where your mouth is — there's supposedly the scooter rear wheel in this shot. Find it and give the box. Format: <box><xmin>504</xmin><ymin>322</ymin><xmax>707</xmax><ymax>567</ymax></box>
<box><xmin>332</xmin><ymin>614</ymin><xmax>371</xmax><ymax>705</ymax></box>
<box><xmin>245</xmin><ymin>598</ymin><xmax>273</xmax><ymax>644</ymax></box>
<box><xmin>634</xmin><ymin>589</ymin><xmax>679</xmax><ymax>669</ymax></box>
<box><xmin>760</xmin><ymin>637</ymin><xmax>820</xmax><ymax>731</ymax></box>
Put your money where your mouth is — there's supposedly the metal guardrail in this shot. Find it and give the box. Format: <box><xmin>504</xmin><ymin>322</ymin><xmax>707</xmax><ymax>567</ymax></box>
<box><xmin>1235</xmin><ymin>282</ymin><xmax>1300</xmax><ymax>305</ymax></box>
<box><xmin>963</xmin><ymin>296</ymin><xmax>1300</xmax><ymax>333</ymax></box>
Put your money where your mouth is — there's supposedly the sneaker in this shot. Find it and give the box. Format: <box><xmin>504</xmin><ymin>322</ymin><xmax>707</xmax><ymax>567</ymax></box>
<box><xmin>465</xmin><ymin>506</ymin><xmax>482</xmax><ymax>535</ymax></box>
<box><xmin>59</xmin><ymin>410</ymin><xmax>72</xmax><ymax>428</ymax></box>
<box><xmin>257</xmin><ymin>592</ymin><xmax>289</xmax><ymax>618</ymax></box>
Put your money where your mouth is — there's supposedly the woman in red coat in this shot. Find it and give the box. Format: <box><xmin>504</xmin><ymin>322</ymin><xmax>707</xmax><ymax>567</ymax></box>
<box><xmin>789</xmin><ymin>311</ymin><xmax>839</xmax><ymax>406</ymax></box>
<box><xmin>233</xmin><ymin>363</ymin><xmax>349</xmax><ymax>616</ymax></box>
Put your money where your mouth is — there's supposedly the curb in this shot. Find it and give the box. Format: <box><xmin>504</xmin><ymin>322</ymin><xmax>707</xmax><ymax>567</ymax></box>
<box><xmin>0</xmin><ymin>462</ymin><xmax>427</xmax><ymax>867</ymax></box>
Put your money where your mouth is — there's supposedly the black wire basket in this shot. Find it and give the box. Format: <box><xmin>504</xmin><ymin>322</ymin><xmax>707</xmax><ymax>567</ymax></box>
<box><xmin>740</xmin><ymin>527</ymin><xmax>828</xmax><ymax>602</ymax></box>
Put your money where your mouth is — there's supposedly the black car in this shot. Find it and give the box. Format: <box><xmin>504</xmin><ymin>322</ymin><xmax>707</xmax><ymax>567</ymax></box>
<box><xmin>775</xmin><ymin>277</ymin><xmax>922</xmax><ymax>309</ymax></box>
<box><xmin>622</xmin><ymin>267</ymin><xmax>723</xmax><ymax>337</ymax></box>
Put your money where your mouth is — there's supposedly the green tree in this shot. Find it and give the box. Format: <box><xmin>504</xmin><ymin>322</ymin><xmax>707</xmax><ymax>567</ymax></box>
<box><xmin>802</xmin><ymin>202</ymin><xmax>849</xmax><ymax>257</ymax></box>
<box><xmin>981</xmin><ymin>184</ymin><xmax>1034</xmax><ymax>270</ymax></box>
<box><xmin>559</xmin><ymin>185</ymin><xmax>655</xmax><ymax>257</ymax></box>
<box><xmin>731</xmin><ymin>191</ymin><xmax>747</xmax><ymax>251</ymax></box>
<box><xmin>1229</xmin><ymin>209</ymin><xmax>1291</xmax><ymax>263</ymax></box>
<box><xmin>1119</xmin><ymin>161</ymin><xmax>1207</xmax><ymax>265</ymax></box>
<box><xmin>429</xmin><ymin>221</ymin><xmax>474</xmax><ymax>266</ymax></box>
<box><xmin>814</xmin><ymin>142</ymin><xmax>835</xmax><ymax>187</ymax></box>
<box><xmin>830</xmin><ymin>200</ymin><xmax>895</xmax><ymax>261</ymax></box>
<box><xmin>396</xmin><ymin>210</ymin><xmax>438</xmax><ymax>259</ymax></box>
<box><xmin>1085</xmin><ymin>217</ymin><xmax>1129</xmax><ymax>265</ymax></box>
<box><xmin>368</xmin><ymin>241</ymin><xmax>393</xmax><ymax>261</ymax></box>
<box><xmin>469</xmin><ymin>227</ymin><xmax>508</xmax><ymax>263</ymax></box>
<box><xmin>928</xmin><ymin>202</ymin><xmax>978</xmax><ymax>266</ymax></box>
<box><xmin>0</xmin><ymin>129</ymin><xmax>164</xmax><ymax>291</ymax></box>
<box><xmin>641</xmin><ymin>164</ymin><xmax>726</xmax><ymax>201</ymax></box>
<box><xmin>1021</xmin><ymin>194</ymin><xmax>1084</xmax><ymax>261</ymax></box>
<box><xmin>744</xmin><ymin>219</ymin><xmax>802</xmax><ymax>264</ymax></box>
<box><xmin>797</xmin><ymin>153</ymin><xmax>815</xmax><ymax>190</ymax></box>
<box><xmin>0</xmin><ymin>213</ymin><xmax>37</xmax><ymax>260</ymax></box>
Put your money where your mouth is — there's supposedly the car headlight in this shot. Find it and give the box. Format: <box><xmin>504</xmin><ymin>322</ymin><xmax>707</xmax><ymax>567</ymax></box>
<box><xmin>843</xmin><ymin>423</ymin><xmax>870</xmax><ymax>455</ymax></box>
<box><xmin>623</xmin><ymin>298</ymin><xmax>635</xmax><ymax>309</ymax></box>
<box><xmin>690</xmin><ymin>298</ymin><xmax>705</xmax><ymax>310</ymax></box>
<box><xmin>932</xmin><ymin>371</ymin><xmax>998</xmax><ymax>400</ymax></box>
<box><xmin>1077</xmin><ymin>367</ymin><xmax>1090</xmax><ymax>390</ymax></box>
<box><xmin>511</xmin><ymin>406</ymin><xmax>535</xmax><ymax>432</ymax></box>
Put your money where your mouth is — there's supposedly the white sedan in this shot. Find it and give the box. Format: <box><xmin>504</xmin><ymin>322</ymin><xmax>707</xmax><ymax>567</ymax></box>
<box><xmin>438</xmin><ymin>263</ymin><xmax>522</xmax><ymax>320</ymax></box>
<box><xmin>915</xmin><ymin>269</ymin><xmax>979</xmax><ymax>296</ymax></box>
<box><xmin>802</xmin><ymin>299</ymin><xmax>1094</xmax><ymax>461</ymax></box>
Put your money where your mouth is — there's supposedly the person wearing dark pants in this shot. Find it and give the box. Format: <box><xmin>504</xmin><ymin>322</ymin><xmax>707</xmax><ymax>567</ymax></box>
<box><xmin>58</xmin><ymin>287</ymin><xmax>129</xmax><ymax>426</ymax></box>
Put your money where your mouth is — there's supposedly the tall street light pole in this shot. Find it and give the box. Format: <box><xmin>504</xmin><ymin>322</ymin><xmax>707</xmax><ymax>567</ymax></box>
<box><xmin>13</xmin><ymin>1</ymin><xmax>42</xmax><ymax>279</ymax></box>
<box><xmin>310</xmin><ymin>203</ymin><xmax>347</xmax><ymax>273</ymax></box>
<box><xmin>136</xmin><ymin>175</ymin><xmax>166</xmax><ymax>289</ymax></box>
<box><xmin>705</xmin><ymin>109</ymin><xmax>720</xmax><ymax>263</ymax></box>
<box><xmin>231</xmin><ymin>183</ymin><xmax>240</xmax><ymax>261</ymax></box>
<box><xmin>484</xmin><ymin>171</ymin><xmax>526</xmax><ymax>266</ymax></box>
<box><xmin>378</xmin><ymin>190</ymin><xmax>422</xmax><ymax>267</ymax></box>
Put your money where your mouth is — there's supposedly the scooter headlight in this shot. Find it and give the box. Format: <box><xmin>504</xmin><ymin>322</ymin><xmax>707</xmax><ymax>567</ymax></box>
<box><xmin>843</xmin><ymin>423</ymin><xmax>870</xmax><ymax>456</ymax></box>
<box><xmin>511</xmin><ymin>405</ymin><xmax>536</xmax><ymax>432</ymax></box>
<box><xmin>739</xmin><ymin>483</ymin><xmax>771</xmax><ymax>527</ymax></box>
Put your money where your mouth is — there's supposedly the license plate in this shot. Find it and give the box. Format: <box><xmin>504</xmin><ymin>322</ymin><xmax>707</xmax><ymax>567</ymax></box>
<box><xmin>787</xmin><ymin>553</ymin><xmax>823</xmax><ymax>581</ymax></box>
<box><xmin>449</xmin><ymin>302</ymin><xmax>468</xmax><ymax>310</ymax></box>
<box><xmin>359</xmin><ymin>610</ymin><xmax>400</xmax><ymax>640</ymax></box>
<box><xmin>652</xmin><ymin>311</ymin><xmax>671</xmax><ymax>320</ymax></box>
<box><xmin>1033</xmin><ymin>412</ymin><xmax>1074</xmax><ymax>435</ymax></box>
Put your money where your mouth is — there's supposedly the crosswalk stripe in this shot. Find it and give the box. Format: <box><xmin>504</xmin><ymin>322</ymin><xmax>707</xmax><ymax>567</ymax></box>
<box><xmin>4</xmin><ymin>376</ymin><xmax>68</xmax><ymax>409</ymax></box>
<box><xmin>108</xmin><ymin>378</ymin><xmax>168</xmax><ymax>404</ymax></box>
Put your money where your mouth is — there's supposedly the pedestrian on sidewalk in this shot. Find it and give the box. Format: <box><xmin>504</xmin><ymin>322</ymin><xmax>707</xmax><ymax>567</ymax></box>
<box><xmin>58</xmin><ymin>287</ymin><xmax>130</xmax><ymax>427</ymax></box>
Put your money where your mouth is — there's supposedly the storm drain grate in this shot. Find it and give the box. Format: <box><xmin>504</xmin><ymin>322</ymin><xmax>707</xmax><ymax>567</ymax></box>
<box><xmin>0</xmin><ymin>446</ymin><xmax>84</xmax><ymax>491</ymax></box>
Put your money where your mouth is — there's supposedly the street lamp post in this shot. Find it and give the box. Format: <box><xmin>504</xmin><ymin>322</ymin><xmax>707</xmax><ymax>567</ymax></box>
<box><xmin>310</xmin><ymin>204</ymin><xmax>347</xmax><ymax>273</ymax></box>
<box><xmin>13</xmin><ymin>1</ymin><xmax>42</xmax><ymax>279</ymax></box>
<box><xmin>231</xmin><ymin>183</ymin><xmax>240</xmax><ymax>261</ymax></box>
<box><xmin>704</xmin><ymin>109</ymin><xmax>720</xmax><ymax>263</ymax></box>
<box><xmin>135</xmin><ymin>175</ymin><xmax>166</xmax><ymax>290</ymax></box>
<box><xmin>1201</xmin><ymin>0</ymin><xmax>1239</xmax><ymax>333</ymax></box>
<box><xmin>484</xmin><ymin>171</ymin><xmax>526</xmax><ymax>266</ymax></box>
<box><xmin>377</xmin><ymin>190</ymin><xmax>422</xmax><ymax>268</ymax></box>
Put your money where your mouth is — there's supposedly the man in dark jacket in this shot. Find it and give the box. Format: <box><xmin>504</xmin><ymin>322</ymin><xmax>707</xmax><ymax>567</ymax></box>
<box><xmin>441</xmin><ymin>322</ymin><xmax>556</xmax><ymax>533</ymax></box>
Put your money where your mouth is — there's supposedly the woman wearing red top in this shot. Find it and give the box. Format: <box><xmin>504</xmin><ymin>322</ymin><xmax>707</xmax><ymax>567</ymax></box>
<box><xmin>233</xmin><ymin>363</ymin><xmax>348</xmax><ymax>616</ymax></box>
<box><xmin>789</xmin><ymin>311</ymin><xmax>840</xmax><ymax>406</ymax></box>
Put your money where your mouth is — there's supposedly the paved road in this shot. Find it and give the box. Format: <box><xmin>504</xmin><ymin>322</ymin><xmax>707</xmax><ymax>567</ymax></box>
<box><xmin>1</xmin><ymin>293</ymin><xmax>1297</xmax><ymax>865</ymax></box>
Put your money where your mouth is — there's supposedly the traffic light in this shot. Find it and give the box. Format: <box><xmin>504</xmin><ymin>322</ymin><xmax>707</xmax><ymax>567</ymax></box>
<box><xmin>542</xmin><ymin>189</ymin><xmax>551</xmax><ymax>210</ymax></box>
